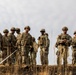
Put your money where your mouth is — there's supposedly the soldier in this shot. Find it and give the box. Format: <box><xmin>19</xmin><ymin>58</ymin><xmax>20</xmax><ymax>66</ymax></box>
<box><xmin>38</xmin><ymin>29</ymin><xmax>49</xmax><ymax>65</ymax></box>
<box><xmin>45</xmin><ymin>33</ymin><xmax>50</xmax><ymax>65</ymax></box>
<box><xmin>0</xmin><ymin>33</ymin><xmax>2</xmax><ymax>50</ymax></box>
<box><xmin>72</xmin><ymin>31</ymin><xmax>76</xmax><ymax>65</ymax></box>
<box><xmin>15</xmin><ymin>28</ymin><xmax>22</xmax><ymax>65</ymax></box>
<box><xmin>8</xmin><ymin>27</ymin><xmax>17</xmax><ymax>64</ymax></box>
<box><xmin>55</xmin><ymin>26</ymin><xmax>72</xmax><ymax>75</ymax></box>
<box><xmin>30</xmin><ymin>37</ymin><xmax>38</xmax><ymax>65</ymax></box>
<box><xmin>20</xmin><ymin>26</ymin><xmax>32</xmax><ymax>65</ymax></box>
<box><xmin>0</xmin><ymin>33</ymin><xmax>3</xmax><ymax>63</ymax></box>
<box><xmin>2</xmin><ymin>29</ymin><xmax>10</xmax><ymax>65</ymax></box>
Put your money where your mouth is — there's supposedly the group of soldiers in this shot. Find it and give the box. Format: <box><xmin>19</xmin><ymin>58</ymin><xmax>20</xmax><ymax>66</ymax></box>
<box><xmin>0</xmin><ymin>26</ymin><xmax>76</xmax><ymax>68</ymax></box>
<box><xmin>55</xmin><ymin>26</ymin><xmax>76</xmax><ymax>75</ymax></box>
<box><xmin>0</xmin><ymin>26</ymin><xmax>50</xmax><ymax>66</ymax></box>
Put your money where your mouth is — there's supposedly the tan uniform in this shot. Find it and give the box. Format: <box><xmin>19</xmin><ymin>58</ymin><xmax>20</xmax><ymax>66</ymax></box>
<box><xmin>38</xmin><ymin>34</ymin><xmax>49</xmax><ymax>65</ymax></box>
<box><xmin>72</xmin><ymin>36</ymin><xmax>76</xmax><ymax>65</ymax></box>
<box><xmin>56</xmin><ymin>33</ymin><xmax>72</xmax><ymax>74</ymax></box>
<box><xmin>30</xmin><ymin>41</ymin><xmax>38</xmax><ymax>65</ymax></box>
<box><xmin>16</xmin><ymin>33</ymin><xmax>22</xmax><ymax>65</ymax></box>
<box><xmin>20</xmin><ymin>32</ymin><xmax>32</xmax><ymax>65</ymax></box>
<box><xmin>45</xmin><ymin>35</ymin><xmax>50</xmax><ymax>64</ymax></box>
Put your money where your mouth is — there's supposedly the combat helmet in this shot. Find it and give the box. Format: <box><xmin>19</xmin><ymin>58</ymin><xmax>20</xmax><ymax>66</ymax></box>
<box><xmin>10</xmin><ymin>27</ymin><xmax>15</xmax><ymax>31</ymax></box>
<box><xmin>3</xmin><ymin>29</ymin><xmax>9</xmax><ymax>33</ymax></box>
<box><xmin>24</xmin><ymin>26</ymin><xmax>30</xmax><ymax>31</ymax></box>
<box><xmin>62</xmin><ymin>26</ymin><xmax>68</xmax><ymax>31</ymax></box>
<box><xmin>40</xmin><ymin>29</ymin><xmax>45</xmax><ymax>32</ymax></box>
<box><xmin>15</xmin><ymin>28</ymin><xmax>20</xmax><ymax>32</ymax></box>
<box><xmin>74</xmin><ymin>31</ymin><xmax>76</xmax><ymax>34</ymax></box>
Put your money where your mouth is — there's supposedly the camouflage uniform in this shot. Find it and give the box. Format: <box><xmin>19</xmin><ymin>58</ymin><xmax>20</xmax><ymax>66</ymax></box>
<box><xmin>8</xmin><ymin>27</ymin><xmax>17</xmax><ymax>64</ymax></box>
<box><xmin>0</xmin><ymin>33</ymin><xmax>2</xmax><ymax>50</ymax></box>
<box><xmin>55</xmin><ymin>27</ymin><xmax>72</xmax><ymax>75</ymax></box>
<box><xmin>30</xmin><ymin>37</ymin><xmax>38</xmax><ymax>65</ymax></box>
<box><xmin>72</xmin><ymin>31</ymin><xmax>76</xmax><ymax>65</ymax></box>
<box><xmin>15</xmin><ymin>28</ymin><xmax>22</xmax><ymax>65</ymax></box>
<box><xmin>45</xmin><ymin>33</ymin><xmax>50</xmax><ymax>65</ymax></box>
<box><xmin>0</xmin><ymin>33</ymin><xmax>3</xmax><ymax>62</ymax></box>
<box><xmin>38</xmin><ymin>29</ymin><xmax>49</xmax><ymax>65</ymax></box>
<box><xmin>2</xmin><ymin>29</ymin><xmax>10</xmax><ymax>65</ymax></box>
<box><xmin>20</xmin><ymin>26</ymin><xmax>32</xmax><ymax>65</ymax></box>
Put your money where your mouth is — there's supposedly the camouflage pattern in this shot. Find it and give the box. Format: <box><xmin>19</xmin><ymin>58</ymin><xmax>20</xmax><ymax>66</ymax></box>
<box><xmin>45</xmin><ymin>33</ymin><xmax>50</xmax><ymax>64</ymax></box>
<box><xmin>24</xmin><ymin>26</ymin><xmax>30</xmax><ymax>31</ymax></box>
<box><xmin>10</xmin><ymin>27</ymin><xmax>16</xmax><ymax>31</ymax></box>
<box><xmin>72</xmin><ymin>32</ymin><xmax>76</xmax><ymax>65</ymax></box>
<box><xmin>38</xmin><ymin>30</ymin><xmax>49</xmax><ymax>65</ymax></box>
<box><xmin>30</xmin><ymin>37</ymin><xmax>38</xmax><ymax>65</ymax></box>
<box><xmin>15</xmin><ymin>28</ymin><xmax>20</xmax><ymax>32</ymax></box>
<box><xmin>0</xmin><ymin>33</ymin><xmax>3</xmax><ymax>63</ymax></box>
<box><xmin>3</xmin><ymin>29</ymin><xmax>9</xmax><ymax>33</ymax></box>
<box><xmin>2</xmin><ymin>29</ymin><xmax>10</xmax><ymax>65</ymax></box>
<box><xmin>56</xmin><ymin>32</ymin><xmax>72</xmax><ymax>75</ymax></box>
<box><xmin>62</xmin><ymin>26</ymin><xmax>68</xmax><ymax>31</ymax></box>
<box><xmin>16</xmin><ymin>29</ymin><xmax>22</xmax><ymax>65</ymax></box>
<box><xmin>8</xmin><ymin>29</ymin><xmax>17</xmax><ymax>64</ymax></box>
<box><xmin>0</xmin><ymin>33</ymin><xmax>3</xmax><ymax>50</ymax></box>
<box><xmin>40</xmin><ymin>29</ymin><xmax>45</xmax><ymax>32</ymax></box>
<box><xmin>20</xmin><ymin>32</ymin><xmax>32</xmax><ymax>65</ymax></box>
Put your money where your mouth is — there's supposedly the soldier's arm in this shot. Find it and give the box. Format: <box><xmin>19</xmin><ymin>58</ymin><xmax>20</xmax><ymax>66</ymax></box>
<box><xmin>57</xmin><ymin>35</ymin><xmax>63</xmax><ymax>44</ymax></box>
<box><xmin>47</xmin><ymin>39</ymin><xmax>50</xmax><ymax>47</ymax></box>
<box><xmin>34</xmin><ymin>42</ymin><xmax>39</xmax><ymax>52</ymax></box>
<box><xmin>30</xmin><ymin>35</ymin><xmax>33</xmax><ymax>46</ymax></box>
<box><xmin>20</xmin><ymin>33</ymin><xmax>24</xmax><ymax>46</ymax></box>
<box><xmin>38</xmin><ymin>37</ymin><xmax>40</xmax><ymax>47</ymax></box>
<box><xmin>66</xmin><ymin>35</ymin><xmax>72</xmax><ymax>46</ymax></box>
<box><xmin>45</xmin><ymin>35</ymin><xmax>49</xmax><ymax>48</ymax></box>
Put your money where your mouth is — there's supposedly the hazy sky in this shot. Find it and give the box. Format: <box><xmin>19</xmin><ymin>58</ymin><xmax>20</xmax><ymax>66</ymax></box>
<box><xmin>0</xmin><ymin>0</ymin><xmax>76</xmax><ymax>65</ymax></box>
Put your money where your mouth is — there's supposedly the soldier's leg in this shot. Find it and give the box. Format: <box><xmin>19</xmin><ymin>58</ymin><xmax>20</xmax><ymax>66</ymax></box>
<box><xmin>63</xmin><ymin>47</ymin><xmax>68</xmax><ymax>75</ymax></box>
<box><xmin>42</xmin><ymin>48</ymin><xmax>47</xmax><ymax>65</ymax></box>
<box><xmin>45</xmin><ymin>53</ymin><xmax>48</xmax><ymax>65</ymax></box>
<box><xmin>75</xmin><ymin>57</ymin><xmax>76</xmax><ymax>64</ymax></box>
<box><xmin>40</xmin><ymin>49</ymin><xmax>44</xmax><ymax>65</ymax></box>
<box><xmin>30</xmin><ymin>52</ymin><xmax>33</xmax><ymax>65</ymax></box>
<box><xmin>72</xmin><ymin>51</ymin><xmax>74</xmax><ymax>65</ymax></box>
<box><xmin>72</xmin><ymin>50</ymin><xmax>75</xmax><ymax>65</ymax></box>
<box><xmin>31</xmin><ymin>52</ymin><xmax>36</xmax><ymax>65</ymax></box>
<box><xmin>16</xmin><ymin>51</ymin><xmax>18</xmax><ymax>64</ymax></box>
<box><xmin>63</xmin><ymin>47</ymin><xmax>68</xmax><ymax>67</ymax></box>
<box><xmin>10</xmin><ymin>48</ymin><xmax>16</xmax><ymax>64</ymax></box>
<box><xmin>34</xmin><ymin>53</ymin><xmax>36</xmax><ymax>65</ymax></box>
<box><xmin>73</xmin><ymin>50</ymin><xmax>76</xmax><ymax>64</ymax></box>
<box><xmin>21</xmin><ymin>46</ymin><xmax>25</xmax><ymax>64</ymax></box>
<box><xmin>0</xmin><ymin>50</ymin><xmax>2</xmax><ymax>64</ymax></box>
<box><xmin>3</xmin><ymin>49</ymin><xmax>7</xmax><ymax>65</ymax></box>
<box><xmin>24</xmin><ymin>47</ymin><xmax>30</xmax><ymax>65</ymax></box>
<box><xmin>18</xmin><ymin>51</ymin><xmax>22</xmax><ymax>65</ymax></box>
<box><xmin>57</xmin><ymin>46</ymin><xmax>63</xmax><ymax>75</ymax></box>
<box><xmin>6</xmin><ymin>47</ymin><xmax>10</xmax><ymax>65</ymax></box>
